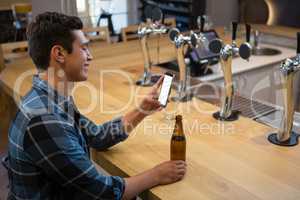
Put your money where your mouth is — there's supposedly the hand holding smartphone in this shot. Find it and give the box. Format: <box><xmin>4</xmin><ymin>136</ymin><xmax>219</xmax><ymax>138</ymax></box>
<box><xmin>158</xmin><ymin>72</ymin><xmax>174</xmax><ymax>107</ymax></box>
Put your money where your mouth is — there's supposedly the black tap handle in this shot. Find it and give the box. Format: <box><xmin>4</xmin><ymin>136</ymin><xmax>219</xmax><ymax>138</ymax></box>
<box><xmin>200</xmin><ymin>16</ymin><xmax>205</xmax><ymax>32</ymax></box>
<box><xmin>144</xmin><ymin>5</ymin><xmax>153</xmax><ymax>20</ymax></box>
<box><xmin>297</xmin><ymin>32</ymin><xmax>300</xmax><ymax>54</ymax></box>
<box><xmin>169</xmin><ymin>28</ymin><xmax>180</xmax><ymax>42</ymax></box>
<box><xmin>246</xmin><ymin>24</ymin><xmax>251</xmax><ymax>43</ymax></box>
<box><xmin>232</xmin><ymin>21</ymin><xmax>238</xmax><ymax>41</ymax></box>
<box><xmin>209</xmin><ymin>39</ymin><xmax>223</xmax><ymax>54</ymax></box>
<box><xmin>152</xmin><ymin>6</ymin><xmax>163</xmax><ymax>22</ymax></box>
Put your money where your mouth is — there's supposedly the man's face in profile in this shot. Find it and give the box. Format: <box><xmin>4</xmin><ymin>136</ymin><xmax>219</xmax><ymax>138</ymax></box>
<box><xmin>63</xmin><ymin>30</ymin><xmax>92</xmax><ymax>82</ymax></box>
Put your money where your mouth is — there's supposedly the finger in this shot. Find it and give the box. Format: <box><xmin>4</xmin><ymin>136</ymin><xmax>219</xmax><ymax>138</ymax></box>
<box><xmin>171</xmin><ymin>161</ymin><xmax>184</xmax><ymax>169</ymax></box>
<box><xmin>174</xmin><ymin>160</ymin><xmax>186</xmax><ymax>165</ymax></box>
<box><xmin>157</xmin><ymin>107</ymin><xmax>164</xmax><ymax>111</ymax></box>
<box><xmin>152</xmin><ymin>96</ymin><xmax>159</xmax><ymax>101</ymax></box>
<box><xmin>175</xmin><ymin>166</ymin><xmax>186</xmax><ymax>171</ymax></box>
<box><xmin>176</xmin><ymin>166</ymin><xmax>186</xmax><ymax>172</ymax></box>
<box><xmin>154</xmin><ymin>106</ymin><xmax>164</xmax><ymax>113</ymax></box>
<box><xmin>152</xmin><ymin>75</ymin><xmax>164</xmax><ymax>91</ymax></box>
<box><xmin>175</xmin><ymin>173</ymin><xmax>185</xmax><ymax>181</ymax></box>
<box><xmin>148</xmin><ymin>98</ymin><xmax>162</xmax><ymax>107</ymax></box>
<box><xmin>155</xmin><ymin>107</ymin><xmax>163</xmax><ymax>113</ymax></box>
<box><xmin>177</xmin><ymin>168</ymin><xmax>186</xmax><ymax>175</ymax></box>
<box><xmin>176</xmin><ymin>162</ymin><xmax>186</xmax><ymax>167</ymax></box>
<box><xmin>152</xmin><ymin>94</ymin><xmax>159</xmax><ymax>100</ymax></box>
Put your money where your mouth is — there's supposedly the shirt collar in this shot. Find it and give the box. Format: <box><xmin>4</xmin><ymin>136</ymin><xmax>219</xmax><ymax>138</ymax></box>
<box><xmin>32</xmin><ymin>74</ymin><xmax>78</xmax><ymax>114</ymax></box>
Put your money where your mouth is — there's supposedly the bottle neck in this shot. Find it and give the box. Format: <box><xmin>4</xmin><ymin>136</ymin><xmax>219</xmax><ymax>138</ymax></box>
<box><xmin>174</xmin><ymin>118</ymin><xmax>184</xmax><ymax>136</ymax></box>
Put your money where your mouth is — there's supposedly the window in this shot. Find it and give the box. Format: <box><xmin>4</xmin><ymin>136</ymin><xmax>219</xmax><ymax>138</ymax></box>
<box><xmin>89</xmin><ymin>0</ymin><xmax>128</xmax><ymax>33</ymax></box>
<box><xmin>77</xmin><ymin>0</ymin><xmax>87</xmax><ymax>13</ymax></box>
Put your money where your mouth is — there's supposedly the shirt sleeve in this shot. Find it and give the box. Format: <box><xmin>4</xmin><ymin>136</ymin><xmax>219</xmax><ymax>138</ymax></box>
<box><xmin>23</xmin><ymin>114</ymin><xmax>125</xmax><ymax>200</ymax></box>
<box><xmin>78</xmin><ymin>114</ymin><xmax>128</xmax><ymax>150</ymax></box>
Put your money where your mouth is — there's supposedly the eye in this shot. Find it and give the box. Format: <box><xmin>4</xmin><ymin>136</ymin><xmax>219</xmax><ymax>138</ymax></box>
<box><xmin>81</xmin><ymin>45</ymin><xmax>90</xmax><ymax>52</ymax></box>
<box><xmin>82</xmin><ymin>43</ymin><xmax>90</xmax><ymax>49</ymax></box>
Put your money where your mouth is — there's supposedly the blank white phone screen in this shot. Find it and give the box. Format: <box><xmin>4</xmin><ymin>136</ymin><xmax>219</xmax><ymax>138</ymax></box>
<box><xmin>158</xmin><ymin>74</ymin><xmax>173</xmax><ymax>106</ymax></box>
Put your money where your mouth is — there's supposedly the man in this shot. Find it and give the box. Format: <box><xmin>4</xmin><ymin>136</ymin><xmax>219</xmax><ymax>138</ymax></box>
<box><xmin>7</xmin><ymin>12</ymin><xmax>186</xmax><ymax>200</ymax></box>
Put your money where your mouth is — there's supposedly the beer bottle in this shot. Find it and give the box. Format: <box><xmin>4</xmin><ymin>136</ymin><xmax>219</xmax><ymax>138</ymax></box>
<box><xmin>170</xmin><ymin>115</ymin><xmax>186</xmax><ymax>161</ymax></box>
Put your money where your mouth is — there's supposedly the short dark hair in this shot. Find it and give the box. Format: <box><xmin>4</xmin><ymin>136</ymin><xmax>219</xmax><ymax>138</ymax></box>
<box><xmin>27</xmin><ymin>12</ymin><xmax>83</xmax><ymax>70</ymax></box>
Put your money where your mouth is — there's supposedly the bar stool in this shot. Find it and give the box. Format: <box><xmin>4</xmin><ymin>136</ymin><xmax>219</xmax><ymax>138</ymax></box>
<box><xmin>96</xmin><ymin>10</ymin><xmax>115</xmax><ymax>36</ymax></box>
<box><xmin>83</xmin><ymin>26</ymin><xmax>111</xmax><ymax>43</ymax></box>
<box><xmin>121</xmin><ymin>24</ymin><xmax>140</xmax><ymax>42</ymax></box>
<box><xmin>11</xmin><ymin>3</ymin><xmax>32</xmax><ymax>41</ymax></box>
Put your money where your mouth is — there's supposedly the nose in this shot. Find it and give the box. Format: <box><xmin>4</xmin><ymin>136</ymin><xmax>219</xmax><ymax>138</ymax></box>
<box><xmin>86</xmin><ymin>48</ymin><xmax>93</xmax><ymax>61</ymax></box>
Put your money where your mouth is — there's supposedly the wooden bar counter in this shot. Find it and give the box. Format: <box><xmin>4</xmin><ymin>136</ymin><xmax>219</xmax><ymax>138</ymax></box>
<box><xmin>1</xmin><ymin>33</ymin><xmax>300</xmax><ymax>199</ymax></box>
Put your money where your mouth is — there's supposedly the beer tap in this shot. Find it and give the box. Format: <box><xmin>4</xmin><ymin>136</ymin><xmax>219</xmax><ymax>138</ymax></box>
<box><xmin>138</xmin><ymin>22</ymin><xmax>168</xmax><ymax>36</ymax></box>
<box><xmin>209</xmin><ymin>22</ymin><xmax>252</xmax><ymax>121</ymax></box>
<box><xmin>199</xmin><ymin>15</ymin><xmax>205</xmax><ymax>33</ymax></box>
<box><xmin>191</xmin><ymin>16</ymin><xmax>208</xmax><ymax>49</ymax></box>
<box><xmin>169</xmin><ymin>28</ymin><xmax>206</xmax><ymax>102</ymax></box>
<box><xmin>268</xmin><ymin>32</ymin><xmax>300</xmax><ymax>146</ymax></box>
<box><xmin>136</xmin><ymin>7</ymin><xmax>168</xmax><ymax>86</ymax></box>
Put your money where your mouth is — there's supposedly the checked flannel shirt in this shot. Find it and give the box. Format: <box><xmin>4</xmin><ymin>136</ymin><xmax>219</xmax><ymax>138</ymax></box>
<box><xmin>7</xmin><ymin>75</ymin><xmax>128</xmax><ymax>200</ymax></box>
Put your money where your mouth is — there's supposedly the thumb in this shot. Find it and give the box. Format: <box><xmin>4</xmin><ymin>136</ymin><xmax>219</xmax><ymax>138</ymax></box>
<box><xmin>152</xmin><ymin>75</ymin><xmax>164</xmax><ymax>92</ymax></box>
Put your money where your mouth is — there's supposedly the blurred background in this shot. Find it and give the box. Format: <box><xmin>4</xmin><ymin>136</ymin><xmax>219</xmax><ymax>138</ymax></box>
<box><xmin>1</xmin><ymin>0</ymin><xmax>300</xmax><ymax>43</ymax></box>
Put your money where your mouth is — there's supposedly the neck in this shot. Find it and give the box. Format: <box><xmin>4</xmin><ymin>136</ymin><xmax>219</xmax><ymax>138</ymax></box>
<box><xmin>39</xmin><ymin>68</ymin><xmax>74</xmax><ymax>98</ymax></box>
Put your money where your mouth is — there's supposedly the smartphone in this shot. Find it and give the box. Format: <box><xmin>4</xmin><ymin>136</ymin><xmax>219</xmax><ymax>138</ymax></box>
<box><xmin>158</xmin><ymin>72</ymin><xmax>174</xmax><ymax>107</ymax></box>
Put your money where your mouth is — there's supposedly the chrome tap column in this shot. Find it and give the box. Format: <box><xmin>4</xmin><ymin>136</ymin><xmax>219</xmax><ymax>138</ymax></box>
<box><xmin>268</xmin><ymin>32</ymin><xmax>300</xmax><ymax>146</ymax></box>
<box><xmin>209</xmin><ymin>22</ymin><xmax>252</xmax><ymax>121</ymax></box>
<box><xmin>137</xmin><ymin>25</ymin><xmax>152</xmax><ymax>86</ymax></box>
<box><xmin>219</xmin><ymin>49</ymin><xmax>235</xmax><ymax>119</ymax></box>
<box><xmin>136</xmin><ymin>7</ymin><xmax>168</xmax><ymax>86</ymax></box>
<box><xmin>169</xmin><ymin>29</ymin><xmax>207</xmax><ymax>102</ymax></box>
<box><xmin>136</xmin><ymin>21</ymin><xmax>168</xmax><ymax>86</ymax></box>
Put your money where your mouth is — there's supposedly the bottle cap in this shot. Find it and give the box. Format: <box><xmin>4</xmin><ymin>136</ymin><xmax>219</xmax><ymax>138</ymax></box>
<box><xmin>175</xmin><ymin>115</ymin><xmax>182</xmax><ymax>121</ymax></box>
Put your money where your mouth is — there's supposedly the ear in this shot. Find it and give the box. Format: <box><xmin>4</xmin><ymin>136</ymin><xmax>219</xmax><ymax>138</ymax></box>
<box><xmin>51</xmin><ymin>45</ymin><xmax>67</xmax><ymax>64</ymax></box>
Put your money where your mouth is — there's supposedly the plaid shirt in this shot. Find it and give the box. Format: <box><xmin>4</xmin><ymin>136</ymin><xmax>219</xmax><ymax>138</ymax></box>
<box><xmin>7</xmin><ymin>75</ymin><xmax>128</xmax><ymax>200</ymax></box>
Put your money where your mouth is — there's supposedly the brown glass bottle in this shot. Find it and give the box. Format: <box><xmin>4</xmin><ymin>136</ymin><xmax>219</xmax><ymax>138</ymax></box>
<box><xmin>170</xmin><ymin>115</ymin><xmax>186</xmax><ymax>161</ymax></box>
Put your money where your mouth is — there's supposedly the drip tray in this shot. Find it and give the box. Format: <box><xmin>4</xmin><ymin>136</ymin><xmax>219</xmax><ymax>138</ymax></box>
<box><xmin>195</xmin><ymin>92</ymin><xmax>277</xmax><ymax>119</ymax></box>
<box><xmin>232</xmin><ymin>96</ymin><xmax>277</xmax><ymax>119</ymax></box>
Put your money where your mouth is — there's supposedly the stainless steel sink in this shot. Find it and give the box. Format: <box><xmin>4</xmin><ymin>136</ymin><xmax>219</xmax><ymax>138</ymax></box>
<box><xmin>252</xmin><ymin>47</ymin><xmax>281</xmax><ymax>56</ymax></box>
<box><xmin>252</xmin><ymin>30</ymin><xmax>282</xmax><ymax>56</ymax></box>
